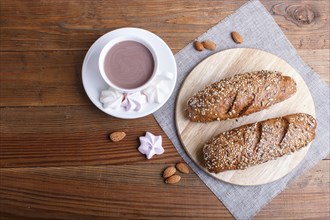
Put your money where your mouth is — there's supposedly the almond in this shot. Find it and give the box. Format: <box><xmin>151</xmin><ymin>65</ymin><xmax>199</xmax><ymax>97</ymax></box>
<box><xmin>165</xmin><ymin>175</ymin><xmax>181</xmax><ymax>184</ymax></box>
<box><xmin>109</xmin><ymin>131</ymin><xmax>126</xmax><ymax>142</ymax></box>
<box><xmin>193</xmin><ymin>41</ymin><xmax>204</xmax><ymax>51</ymax></box>
<box><xmin>163</xmin><ymin>166</ymin><xmax>176</xmax><ymax>178</ymax></box>
<box><xmin>202</xmin><ymin>40</ymin><xmax>216</xmax><ymax>50</ymax></box>
<box><xmin>231</xmin><ymin>31</ymin><xmax>243</xmax><ymax>44</ymax></box>
<box><xmin>176</xmin><ymin>162</ymin><xmax>190</xmax><ymax>174</ymax></box>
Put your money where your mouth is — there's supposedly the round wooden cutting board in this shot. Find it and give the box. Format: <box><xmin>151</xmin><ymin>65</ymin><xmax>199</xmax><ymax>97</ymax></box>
<box><xmin>175</xmin><ymin>48</ymin><xmax>315</xmax><ymax>186</ymax></box>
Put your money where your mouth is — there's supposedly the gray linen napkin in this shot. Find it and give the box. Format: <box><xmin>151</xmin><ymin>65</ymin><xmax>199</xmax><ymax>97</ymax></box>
<box><xmin>153</xmin><ymin>0</ymin><xmax>330</xmax><ymax>219</ymax></box>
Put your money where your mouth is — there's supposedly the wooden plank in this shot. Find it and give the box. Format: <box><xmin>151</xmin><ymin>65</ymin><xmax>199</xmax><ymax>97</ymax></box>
<box><xmin>256</xmin><ymin>160</ymin><xmax>330</xmax><ymax>219</ymax></box>
<box><xmin>263</xmin><ymin>0</ymin><xmax>329</xmax><ymax>50</ymax></box>
<box><xmin>1</xmin><ymin>49</ymin><xmax>328</xmax><ymax>107</ymax></box>
<box><xmin>1</xmin><ymin>105</ymin><xmax>327</xmax><ymax>169</ymax></box>
<box><xmin>0</xmin><ymin>0</ymin><xmax>328</xmax><ymax>52</ymax></box>
<box><xmin>0</xmin><ymin>51</ymin><xmax>90</xmax><ymax>107</ymax></box>
<box><xmin>1</xmin><ymin>1</ymin><xmax>328</xmax><ymax>107</ymax></box>
<box><xmin>0</xmin><ymin>160</ymin><xmax>328</xmax><ymax>219</ymax></box>
<box><xmin>0</xmin><ymin>164</ymin><xmax>233</xmax><ymax>219</ymax></box>
<box><xmin>0</xmin><ymin>106</ymin><xmax>180</xmax><ymax>168</ymax></box>
<box><xmin>0</xmin><ymin>0</ymin><xmax>245</xmax><ymax>52</ymax></box>
<box><xmin>297</xmin><ymin>49</ymin><xmax>330</xmax><ymax>83</ymax></box>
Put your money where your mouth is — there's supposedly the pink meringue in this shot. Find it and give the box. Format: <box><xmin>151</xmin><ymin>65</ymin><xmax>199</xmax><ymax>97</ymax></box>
<box><xmin>121</xmin><ymin>92</ymin><xmax>147</xmax><ymax>111</ymax></box>
<box><xmin>138</xmin><ymin>132</ymin><xmax>164</xmax><ymax>159</ymax></box>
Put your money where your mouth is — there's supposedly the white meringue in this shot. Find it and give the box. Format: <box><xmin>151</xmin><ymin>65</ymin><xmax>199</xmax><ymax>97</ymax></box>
<box><xmin>121</xmin><ymin>92</ymin><xmax>147</xmax><ymax>111</ymax></box>
<box><xmin>143</xmin><ymin>72</ymin><xmax>173</xmax><ymax>103</ymax></box>
<box><xmin>138</xmin><ymin>132</ymin><xmax>164</xmax><ymax>159</ymax></box>
<box><xmin>100</xmin><ymin>87</ymin><xmax>124</xmax><ymax>110</ymax></box>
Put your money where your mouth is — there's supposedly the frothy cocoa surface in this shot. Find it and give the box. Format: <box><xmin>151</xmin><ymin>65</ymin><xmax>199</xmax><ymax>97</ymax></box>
<box><xmin>104</xmin><ymin>41</ymin><xmax>154</xmax><ymax>89</ymax></box>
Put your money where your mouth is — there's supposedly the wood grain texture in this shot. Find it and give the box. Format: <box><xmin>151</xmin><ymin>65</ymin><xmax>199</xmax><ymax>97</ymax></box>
<box><xmin>0</xmin><ymin>161</ymin><xmax>328</xmax><ymax>219</ymax></box>
<box><xmin>0</xmin><ymin>1</ymin><xmax>328</xmax><ymax>108</ymax></box>
<box><xmin>176</xmin><ymin>48</ymin><xmax>315</xmax><ymax>185</ymax></box>
<box><xmin>0</xmin><ymin>0</ymin><xmax>246</xmax><ymax>51</ymax></box>
<box><xmin>0</xmin><ymin>164</ymin><xmax>232</xmax><ymax>219</ymax></box>
<box><xmin>267</xmin><ymin>1</ymin><xmax>329</xmax><ymax>49</ymax></box>
<box><xmin>0</xmin><ymin>0</ymin><xmax>329</xmax><ymax>219</ymax></box>
<box><xmin>0</xmin><ymin>49</ymin><xmax>328</xmax><ymax>107</ymax></box>
<box><xmin>0</xmin><ymin>0</ymin><xmax>329</xmax><ymax>83</ymax></box>
<box><xmin>0</xmin><ymin>0</ymin><xmax>328</xmax><ymax>51</ymax></box>
<box><xmin>0</xmin><ymin>106</ymin><xmax>180</xmax><ymax>168</ymax></box>
<box><xmin>0</xmin><ymin>51</ymin><xmax>89</xmax><ymax>107</ymax></box>
<box><xmin>256</xmin><ymin>159</ymin><xmax>330</xmax><ymax>219</ymax></box>
<box><xmin>298</xmin><ymin>49</ymin><xmax>330</xmax><ymax>83</ymax></box>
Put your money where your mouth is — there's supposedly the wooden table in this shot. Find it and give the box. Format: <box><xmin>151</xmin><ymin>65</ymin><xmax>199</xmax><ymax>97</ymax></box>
<box><xmin>0</xmin><ymin>0</ymin><xmax>329</xmax><ymax>219</ymax></box>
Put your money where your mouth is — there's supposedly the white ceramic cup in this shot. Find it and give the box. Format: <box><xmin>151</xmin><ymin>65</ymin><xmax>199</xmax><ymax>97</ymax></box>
<box><xmin>99</xmin><ymin>35</ymin><xmax>158</xmax><ymax>93</ymax></box>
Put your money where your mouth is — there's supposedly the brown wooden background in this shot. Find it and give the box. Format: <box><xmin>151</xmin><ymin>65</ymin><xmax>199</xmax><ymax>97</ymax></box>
<box><xmin>0</xmin><ymin>0</ymin><xmax>329</xmax><ymax>219</ymax></box>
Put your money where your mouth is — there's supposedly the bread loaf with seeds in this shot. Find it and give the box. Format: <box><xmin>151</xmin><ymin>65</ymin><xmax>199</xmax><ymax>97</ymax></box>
<box><xmin>203</xmin><ymin>113</ymin><xmax>316</xmax><ymax>173</ymax></box>
<box><xmin>186</xmin><ymin>70</ymin><xmax>296</xmax><ymax>122</ymax></box>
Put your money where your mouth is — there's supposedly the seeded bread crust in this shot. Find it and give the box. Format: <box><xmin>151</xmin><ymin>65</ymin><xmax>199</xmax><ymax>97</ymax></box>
<box><xmin>186</xmin><ymin>70</ymin><xmax>297</xmax><ymax>122</ymax></box>
<box><xmin>203</xmin><ymin>113</ymin><xmax>316</xmax><ymax>173</ymax></box>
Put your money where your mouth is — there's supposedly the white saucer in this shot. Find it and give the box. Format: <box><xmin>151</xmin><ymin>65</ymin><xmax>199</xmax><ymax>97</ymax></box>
<box><xmin>82</xmin><ymin>28</ymin><xmax>177</xmax><ymax>119</ymax></box>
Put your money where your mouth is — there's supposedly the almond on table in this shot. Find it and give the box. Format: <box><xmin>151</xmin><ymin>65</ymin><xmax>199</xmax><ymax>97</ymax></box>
<box><xmin>163</xmin><ymin>166</ymin><xmax>176</xmax><ymax>178</ymax></box>
<box><xmin>165</xmin><ymin>175</ymin><xmax>181</xmax><ymax>184</ymax></box>
<box><xmin>176</xmin><ymin>162</ymin><xmax>190</xmax><ymax>174</ymax></box>
<box><xmin>109</xmin><ymin>131</ymin><xmax>126</xmax><ymax>142</ymax></box>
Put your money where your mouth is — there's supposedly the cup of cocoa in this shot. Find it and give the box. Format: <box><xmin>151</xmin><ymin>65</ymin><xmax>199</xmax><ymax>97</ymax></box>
<box><xmin>99</xmin><ymin>35</ymin><xmax>158</xmax><ymax>93</ymax></box>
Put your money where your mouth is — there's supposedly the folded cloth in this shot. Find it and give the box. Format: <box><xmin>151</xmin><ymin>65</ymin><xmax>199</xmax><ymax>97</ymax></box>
<box><xmin>154</xmin><ymin>0</ymin><xmax>330</xmax><ymax>219</ymax></box>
